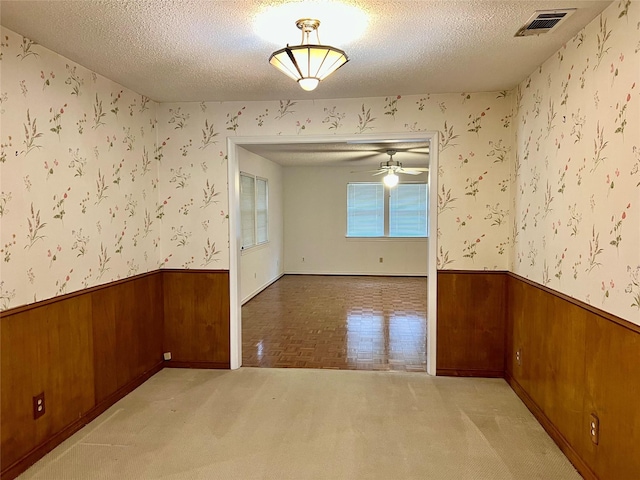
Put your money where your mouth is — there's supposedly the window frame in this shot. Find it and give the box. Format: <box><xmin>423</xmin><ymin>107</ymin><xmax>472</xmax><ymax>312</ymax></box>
<box><xmin>240</xmin><ymin>172</ymin><xmax>269</xmax><ymax>250</ymax></box>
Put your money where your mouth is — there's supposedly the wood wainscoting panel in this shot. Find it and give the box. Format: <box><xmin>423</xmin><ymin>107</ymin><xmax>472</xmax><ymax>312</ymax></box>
<box><xmin>583</xmin><ymin>315</ymin><xmax>640</xmax><ymax>478</ymax></box>
<box><xmin>163</xmin><ymin>270</ymin><xmax>230</xmax><ymax>368</ymax></box>
<box><xmin>506</xmin><ymin>273</ymin><xmax>640</xmax><ymax>480</ymax></box>
<box><xmin>506</xmin><ymin>274</ymin><xmax>590</xmax><ymax>474</ymax></box>
<box><xmin>1</xmin><ymin>294</ymin><xmax>95</xmax><ymax>475</ymax></box>
<box><xmin>0</xmin><ymin>272</ymin><xmax>164</xmax><ymax>480</ymax></box>
<box><xmin>1</xmin><ymin>269</ymin><xmax>231</xmax><ymax>479</ymax></box>
<box><xmin>91</xmin><ymin>273</ymin><xmax>164</xmax><ymax>404</ymax></box>
<box><xmin>539</xmin><ymin>294</ymin><xmax>589</xmax><ymax>452</ymax></box>
<box><xmin>1</xmin><ymin>309</ymin><xmax>44</xmax><ymax>471</ymax></box>
<box><xmin>91</xmin><ymin>286</ymin><xmax>119</xmax><ymax>404</ymax></box>
<box><xmin>436</xmin><ymin>270</ymin><xmax>506</xmax><ymax>377</ymax></box>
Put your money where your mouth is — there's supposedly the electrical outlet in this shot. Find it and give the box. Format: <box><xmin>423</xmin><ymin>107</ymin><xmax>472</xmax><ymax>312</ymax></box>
<box><xmin>379</xmin><ymin>257</ymin><xmax>383</xmax><ymax>263</ymax></box>
<box><xmin>590</xmin><ymin>413</ymin><xmax>599</xmax><ymax>445</ymax></box>
<box><xmin>515</xmin><ymin>349</ymin><xmax>522</xmax><ymax>366</ymax></box>
<box><xmin>33</xmin><ymin>392</ymin><xmax>45</xmax><ymax>420</ymax></box>
<box><xmin>163</xmin><ymin>352</ymin><xmax>172</xmax><ymax>361</ymax></box>
<box><xmin>302</xmin><ymin>257</ymin><xmax>305</xmax><ymax>262</ymax></box>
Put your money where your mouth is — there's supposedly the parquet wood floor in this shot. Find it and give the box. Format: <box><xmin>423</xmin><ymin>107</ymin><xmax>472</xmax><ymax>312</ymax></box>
<box><xmin>242</xmin><ymin>275</ymin><xmax>427</xmax><ymax>372</ymax></box>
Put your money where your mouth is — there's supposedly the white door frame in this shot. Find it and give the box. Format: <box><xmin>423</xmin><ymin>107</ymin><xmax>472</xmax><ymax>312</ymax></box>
<box><xmin>228</xmin><ymin>132</ymin><xmax>439</xmax><ymax>374</ymax></box>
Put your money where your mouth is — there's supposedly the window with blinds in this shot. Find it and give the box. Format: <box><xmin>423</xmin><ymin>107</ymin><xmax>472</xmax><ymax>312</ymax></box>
<box><xmin>347</xmin><ymin>182</ymin><xmax>427</xmax><ymax>238</ymax></box>
<box><xmin>347</xmin><ymin>183</ymin><xmax>384</xmax><ymax>237</ymax></box>
<box><xmin>240</xmin><ymin>173</ymin><xmax>268</xmax><ymax>249</ymax></box>
<box><xmin>390</xmin><ymin>183</ymin><xmax>427</xmax><ymax>237</ymax></box>
<box><xmin>256</xmin><ymin>178</ymin><xmax>268</xmax><ymax>244</ymax></box>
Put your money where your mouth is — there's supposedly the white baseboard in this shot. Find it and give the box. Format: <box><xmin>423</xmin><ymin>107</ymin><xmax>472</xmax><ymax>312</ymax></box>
<box><xmin>241</xmin><ymin>273</ymin><xmax>285</xmax><ymax>305</ymax></box>
<box><xmin>283</xmin><ymin>271</ymin><xmax>428</xmax><ymax>277</ymax></box>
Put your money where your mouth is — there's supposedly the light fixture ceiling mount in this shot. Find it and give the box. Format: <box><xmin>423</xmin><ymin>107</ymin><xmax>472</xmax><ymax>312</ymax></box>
<box><xmin>296</xmin><ymin>17</ymin><xmax>320</xmax><ymax>32</ymax></box>
<box><xmin>269</xmin><ymin>18</ymin><xmax>349</xmax><ymax>92</ymax></box>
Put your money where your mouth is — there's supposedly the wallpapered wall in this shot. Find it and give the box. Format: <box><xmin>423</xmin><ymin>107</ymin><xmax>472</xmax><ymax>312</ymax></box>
<box><xmin>0</xmin><ymin>27</ymin><xmax>160</xmax><ymax>310</ymax></box>
<box><xmin>512</xmin><ymin>0</ymin><xmax>640</xmax><ymax>325</ymax></box>
<box><xmin>157</xmin><ymin>94</ymin><xmax>512</xmax><ymax>273</ymax></box>
<box><xmin>9</xmin><ymin>4</ymin><xmax>638</xmax><ymax>328</ymax></box>
<box><xmin>1</xmin><ymin>23</ymin><xmax>513</xmax><ymax>312</ymax></box>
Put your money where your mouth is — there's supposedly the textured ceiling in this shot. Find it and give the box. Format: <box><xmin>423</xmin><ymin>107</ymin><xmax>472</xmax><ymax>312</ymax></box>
<box><xmin>0</xmin><ymin>0</ymin><xmax>612</xmax><ymax>103</ymax></box>
<box><xmin>241</xmin><ymin>141</ymin><xmax>430</xmax><ymax>167</ymax></box>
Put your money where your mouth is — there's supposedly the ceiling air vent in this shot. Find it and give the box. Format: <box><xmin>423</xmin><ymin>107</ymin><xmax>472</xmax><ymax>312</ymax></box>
<box><xmin>515</xmin><ymin>9</ymin><xmax>576</xmax><ymax>37</ymax></box>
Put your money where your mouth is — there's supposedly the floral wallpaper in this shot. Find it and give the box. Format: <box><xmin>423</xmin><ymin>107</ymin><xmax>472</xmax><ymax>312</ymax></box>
<box><xmin>157</xmin><ymin>93</ymin><xmax>513</xmax><ymax>273</ymax></box>
<box><xmin>0</xmin><ymin>25</ymin><xmax>517</xmax><ymax>312</ymax></box>
<box><xmin>3</xmin><ymin>4</ymin><xmax>637</xmax><ymax>327</ymax></box>
<box><xmin>512</xmin><ymin>0</ymin><xmax>640</xmax><ymax>325</ymax></box>
<box><xmin>0</xmin><ymin>27</ymin><xmax>160</xmax><ymax>310</ymax></box>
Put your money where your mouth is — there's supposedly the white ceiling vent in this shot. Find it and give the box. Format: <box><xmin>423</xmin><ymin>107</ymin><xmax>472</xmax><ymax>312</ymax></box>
<box><xmin>515</xmin><ymin>9</ymin><xmax>576</xmax><ymax>36</ymax></box>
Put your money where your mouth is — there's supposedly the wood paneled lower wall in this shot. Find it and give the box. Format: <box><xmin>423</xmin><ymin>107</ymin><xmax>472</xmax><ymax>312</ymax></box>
<box><xmin>3</xmin><ymin>269</ymin><xmax>638</xmax><ymax>479</ymax></box>
<box><xmin>506</xmin><ymin>273</ymin><xmax>640</xmax><ymax>480</ymax></box>
<box><xmin>438</xmin><ymin>270</ymin><xmax>640</xmax><ymax>479</ymax></box>
<box><xmin>163</xmin><ymin>270</ymin><xmax>230</xmax><ymax>368</ymax></box>
<box><xmin>0</xmin><ymin>269</ymin><xmax>230</xmax><ymax>480</ymax></box>
<box><xmin>436</xmin><ymin>270</ymin><xmax>507</xmax><ymax>376</ymax></box>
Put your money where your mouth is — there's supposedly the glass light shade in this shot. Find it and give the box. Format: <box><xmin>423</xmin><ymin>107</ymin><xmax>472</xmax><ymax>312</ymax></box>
<box><xmin>298</xmin><ymin>77</ymin><xmax>320</xmax><ymax>91</ymax></box>
<box><xmin>383</xmin><ymin>172</ymin><xmax>399</xmax><ymax>188</ymax></box>
<box><xmin>269</xmin><ymin>44</ymin><xmax>348</xmax><ymax>90</ymax></box>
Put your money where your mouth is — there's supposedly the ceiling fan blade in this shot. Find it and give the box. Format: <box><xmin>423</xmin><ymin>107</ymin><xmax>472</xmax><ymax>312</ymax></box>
<box><xmin>403</xmin><ymin>147</ymin><xmax>430</xmax><ymax>154</ymax></box>
<box><xmin>371</xmin><ymin>170</ymin><xmax>388</xmax><ymax>176</ymax></box>
<box><xmin>404</xmin><ymin>167</ymin><xmax>430</xmax><ymax>171</ymax></box>
<box><xmin>398</xmin><ymin>169</ymin><xmax>424</xmax><ymax>175</ymax></box>
<box><xmin>350</xmin><ymin>169</ymin><xmax>386</xmax><ymax>174</ymax></box>
<box><xmin>343</xmin><ymin>152</ymin><xmax>381</xmax><ymax>162</ymax></box>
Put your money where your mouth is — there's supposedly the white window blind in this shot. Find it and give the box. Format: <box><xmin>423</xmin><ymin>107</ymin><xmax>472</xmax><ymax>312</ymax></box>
<box><xmin>240</xmin><ymin>173</ymin><xmax>255</xmax><ymax>248</ymax></box>
<box><xmin>347</xmin><ymin>183</ymin><xmax>384</xmax><ymax>237</ymax></box>
<box><xmin>256</xmin><ymin>177</ymin><xmax>268</xmax><ymax>244</ymax></box>
<box><xmin>240</xmin><ymin>173</ymin><xmax>269</xmax><ymax>249</ymax></box>
<box><xmin>347</xmin><ymin>182</ymin><xmax>428</xmax><ymax>238</ymax></box>
<box><xmin>390</xmin><ymin>184</ymin><xmax>427</xmax><ymax>237</ymax></box>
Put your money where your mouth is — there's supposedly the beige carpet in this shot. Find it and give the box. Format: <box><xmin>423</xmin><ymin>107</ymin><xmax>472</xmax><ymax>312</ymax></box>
<box><xmin>19</xmin><ymin>368</ymin><xmax>580</xmax><ymax>480</ymax></box>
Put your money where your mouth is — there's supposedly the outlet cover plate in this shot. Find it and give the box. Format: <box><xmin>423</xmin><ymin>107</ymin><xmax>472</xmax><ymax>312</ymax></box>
<box><xmin>33</xmin><ymin>392</ymin><xmax>45</xmax><ymax>420</ymax></box>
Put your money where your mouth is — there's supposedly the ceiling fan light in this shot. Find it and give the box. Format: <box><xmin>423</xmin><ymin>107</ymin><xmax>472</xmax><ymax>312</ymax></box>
<box><xmin>383</xmin><ymin>172</ymin><xmax>399</xmax><ymax>188</ymax></box>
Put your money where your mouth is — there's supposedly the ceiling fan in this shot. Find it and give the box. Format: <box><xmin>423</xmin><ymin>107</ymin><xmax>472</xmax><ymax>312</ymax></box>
<box><xmin>352</xmin><ymin>150</ymin><xmax>429</xmax><ymax>187</ymax></box>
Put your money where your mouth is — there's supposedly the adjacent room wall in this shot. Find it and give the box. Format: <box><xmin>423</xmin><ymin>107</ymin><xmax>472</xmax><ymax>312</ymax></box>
<box><xmin>0</xmin><ymin>27</ymin><xmax>161</xmax><ymax>311</ymax></box>
<box><xmin>157</xmin><ymin>93</ymin><xmax>512</xmax><ymax>275</ymax></box>
<box><xmin>283</xmin><ymin>165</ymin><xmax>428</xmax><ymax>275</ymax></box>
<box><xmin>238</xmin><ymin>147</ymin><xmax>284</xmax><ymax>303</ymax></box>
<box><xmin>512</xmin><ymin>1</ymin><xmax>640</xmax><ymax>326</ymax></box>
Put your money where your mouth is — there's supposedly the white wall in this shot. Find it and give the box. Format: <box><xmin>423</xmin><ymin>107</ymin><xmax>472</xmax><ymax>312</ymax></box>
<box><xmin>283</xmin><ymin>166</ymin><xmax>428</xmax><ymax>276</ymax></box>
<box><xmin>238</xmin><ymin>147</ymin><xmax>284</xmax><ymax>303</ymax></box>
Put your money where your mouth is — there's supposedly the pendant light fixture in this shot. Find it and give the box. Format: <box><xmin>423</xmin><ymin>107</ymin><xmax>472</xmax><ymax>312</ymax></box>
<box><xmin>269</xmin><ymin>18</ymin><xmax>349</xmax><ymax>91</ymax></box>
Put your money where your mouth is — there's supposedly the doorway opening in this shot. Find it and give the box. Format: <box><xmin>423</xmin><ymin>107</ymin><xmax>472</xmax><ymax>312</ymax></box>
<box><xmin>228</xmin><ymin>132</ymin><xmax>439</xmax><ymax>374</ymax></box>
